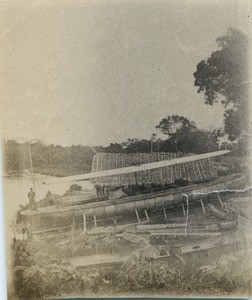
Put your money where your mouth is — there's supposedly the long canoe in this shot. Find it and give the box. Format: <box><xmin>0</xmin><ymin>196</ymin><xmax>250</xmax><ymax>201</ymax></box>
<box><xmin>19</xmin><ymin>173</ymin><xmax>248</xmax><ymax>231</ymax></box>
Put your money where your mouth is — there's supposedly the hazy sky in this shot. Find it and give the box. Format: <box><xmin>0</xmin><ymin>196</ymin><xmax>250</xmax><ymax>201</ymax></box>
<box><xmin>0</xmin><ymin>0</ymin><xmax>251</xmax><ymax>146</ymax></box>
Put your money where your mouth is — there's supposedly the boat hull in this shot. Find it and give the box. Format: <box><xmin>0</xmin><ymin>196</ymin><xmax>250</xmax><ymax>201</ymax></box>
<box><xmin>19</xmin><ymin>174</ymin><xmax>249</xmax><ymax>231</ymax></box>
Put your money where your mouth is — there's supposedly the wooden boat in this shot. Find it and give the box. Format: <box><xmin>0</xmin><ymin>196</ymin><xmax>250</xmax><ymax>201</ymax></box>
<box><xmin>19</xmin><ymin>172</ymin><xmax>248</xmax><ymax>232</ymax></box>
<box><xmin>17</xmin><ymin>150</ymin><xmax>250</xmax><ymax>232</ymax></box>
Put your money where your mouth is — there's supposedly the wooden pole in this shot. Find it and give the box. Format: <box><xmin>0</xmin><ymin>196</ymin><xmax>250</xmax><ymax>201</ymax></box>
<box><xmin>171</xmin><ymin>166</ymin><xmax>173</xmax><ymax>182</ymax></box>
<box><xmin>181</xmin><ymin>204</ymin><xmax>186</xmax><ymax>216</ymax></box>
<box><xmin>199</xmin><ymin>160</ymin><xmax>206</xmax><ymax>179</ymax></box>
<box><xmin>196</xmin><ymin>161</ymin><xmax>202</xmax><ymax>179</ymax></box>
<box><xmin>71</xmin><ymin>224</ymin><xmax>74</xmax><ymax>253</ymax></box>
<box><xmin>13</xmin><ymin>211</ymin><xmax>17</xmax><ymax>239</ymax></box>
<box><xmin>192</xmin><ymin>162</ymin><xmax>198</xmax><ymax>180</ymax></box>
<box><xmin>200</xmin><ymin>199</ymin><xmax>206</xmax><ymax>213</ymax></box>
<box><xmin>28</xmin><ymin>143</ymin><xmax>36</xmax><ymax>199</ymax></box>
<box><xmin>134</xmin><ymin>172</ymin><xmax>138</xmax><ymax>185</ymax></box>
<box><xmin>163</xmin><ymin>207</ymin><xmax>167</xmax><ymax>220</ymax></box>
<box><xmin>135</xmin><ymin>209</ymin><xmax>140</xmax><ymax>223</ymax></box>
<box><xmin>216</xmin><ymin>193</ymin><xmax>224</xmax><ymax>207</ymax></box>
<box><xmin>185</xmin><ymin>163</ymin><xmax>191</xmax><ymax>181</ymax></box>
<box><xmin>208</xmin><ymin>158</ymin><xmax>213</xmax><ymax>177</ymax></box>
<box><xmin>94</xmin><ymin>214</ymin><xmax>97</xmax><ymax>228</ymax></box>
<box><xmin>144</xmin><ymin>209</ymin><xmax>149</xmax><ymax>221</ymax></box>
<box><xmin>83</xmin><ymin>213</ymin><xmax>87</xmax><ymax>234</ymax></box>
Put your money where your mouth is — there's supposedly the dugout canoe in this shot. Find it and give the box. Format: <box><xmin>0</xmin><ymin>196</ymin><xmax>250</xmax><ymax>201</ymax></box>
<box><xmin>18</xmin><ymin>173</ymin><xmax>249</xmax><ymax>231</ymax></box>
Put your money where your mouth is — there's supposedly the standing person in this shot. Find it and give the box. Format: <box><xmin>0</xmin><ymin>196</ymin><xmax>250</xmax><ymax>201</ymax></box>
<box><xmin>28</xmin><ymin>188</ymin><xmax>37</xmax><ymax>211</ymax></box>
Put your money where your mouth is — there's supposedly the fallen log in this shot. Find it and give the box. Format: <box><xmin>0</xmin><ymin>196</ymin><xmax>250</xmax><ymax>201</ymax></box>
<box><xmin>132</xmin><ymin>223</ymin><xmax>187</xmax><ymax>231</ymax></box>
<box><xmin>207</xmin><ymin>204</ymin><xmax>228</xmax><ymax>219</ymax></box>
<box><xmin>150</xmin><ymin>232</ymin><xmax>221</xmax><ymax>237</ymax></box>
<box><xmin>217</xmin><ymin>221</ymin><xmax>237</xmax><ymax>231</ymax></box>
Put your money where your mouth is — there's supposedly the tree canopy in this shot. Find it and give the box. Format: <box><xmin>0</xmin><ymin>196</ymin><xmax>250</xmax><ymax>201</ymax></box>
<box><xmin>194</xmin><ymin>28</ymin><xmax>249</xmax><ymax>141</ymax></box>
<box><xmin>156</xmin><ymin>115</ymin><xmax>197</xmax><ymax>137</ymax></box>
<box><xmin>156</xmin><ymin>114</ymin><xmax>218</xmax><ymax>153</ymax></box>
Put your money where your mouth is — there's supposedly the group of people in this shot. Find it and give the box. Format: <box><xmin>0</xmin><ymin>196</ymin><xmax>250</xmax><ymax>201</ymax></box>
<box><xmin>94</xmin><ymin>184</ymin><xmax>109</xmax><ymax>198</ymax></box>
<box><xmin>94</xmin><ymin>179</ymin><xmax>190</xmax><ymax>199</ymax></box>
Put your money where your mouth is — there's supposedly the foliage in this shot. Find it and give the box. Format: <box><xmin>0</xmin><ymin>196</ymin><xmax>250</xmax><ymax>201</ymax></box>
<box><xmin>156</xmin><ymin>114</ymin><xmax>219</xmax><ymax>153</ymax></box>
<box><xmin>12</xmin><ymin>239</ymin><xmax>100</xmax><ymax>299</ymax></box>
<box><xmin>122</xmin><ymin>260</ymin><xmax>175</xmax><ymax>290</ymax></box>
<box><xmin>189</xmin><ymin>251</ymin><xmax>252</xmax><ymax>293</ymax></box>
<box><xmin>118</xmin><ymin>246</ymin><xmax>178</xmax><ymax>290</ymax></box>
<box><xmin>4</xmin><ymin>140</ymin><xmax>95</xmax><ymax>176</ymax></box>
<box><xmin>156</xmin><ymin>115</ymin><xmax>197</xmax><ymax>137</ymax></box>
<box><xmin>4</xmin><ymin>128</ymin><xmax>220</xmax><ymax>178</ymax></box>
<box><xmin>194</xmin><ymin>28</ymin><xmax>249</xmax><ymax>141</ymax></box>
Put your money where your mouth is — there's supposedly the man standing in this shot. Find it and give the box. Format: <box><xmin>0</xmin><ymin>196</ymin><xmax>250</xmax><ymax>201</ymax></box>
<box><xmin>28</xmin><ymin>188</ymin><xmax>37</xmax><ymax>210</ymax></box>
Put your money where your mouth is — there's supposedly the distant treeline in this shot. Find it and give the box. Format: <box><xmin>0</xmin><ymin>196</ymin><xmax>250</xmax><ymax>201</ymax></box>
<box><xmin>3</xmin><ymin>114</ymin><xmax>247</xmax><ymax>177</ymax></box>
<box><xmin>3</xmin><ymin>135</ymin><xmax>218</xmax><ymax>177</ymax></box>
<box><xmin>3</xmin><ymin>141</ymin><xmax>95</xmax><ymax>176</ymax></box>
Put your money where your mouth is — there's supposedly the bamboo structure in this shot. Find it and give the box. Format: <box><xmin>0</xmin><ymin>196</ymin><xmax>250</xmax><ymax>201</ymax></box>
<box><xmin>90</xmin><ymin>152</ymin><xmax>217</xmax><ymax>186</ymax></box>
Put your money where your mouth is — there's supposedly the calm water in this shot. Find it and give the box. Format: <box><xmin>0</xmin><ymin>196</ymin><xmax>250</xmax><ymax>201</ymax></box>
<box><xmin>2</xmin><ymin>175</ymin><xmax>93</xmax><ymax>293</ymax></box>
<box><xmin>3</xmin><ymin>174</ymin><xmax>94</xmax><ymax>241</ymax></box>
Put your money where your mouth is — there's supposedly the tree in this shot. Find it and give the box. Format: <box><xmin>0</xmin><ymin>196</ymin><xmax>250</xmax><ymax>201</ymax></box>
<box><xmin>156</xmin><ymin>115</ymin><xmax>197</xmax><ymax>152</ymax></box>
<box><xmin>156</xmin><ymin>115</ymin><xmax>218</xmax><ymax>153</ymax></box>
<box><xmin>156</xmin><ymin>115</ymin><xmax>197</xmax><ymax>137</ymax></box>
<box><xmin>194</xmin><ymin>28</ymin><xmax>249</xmax><ymax>141</ymax></box>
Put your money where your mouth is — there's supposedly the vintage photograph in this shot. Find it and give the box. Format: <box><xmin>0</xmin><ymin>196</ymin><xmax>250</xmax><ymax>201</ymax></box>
<box><xmin>1</xmin><ymin>0</ymin><xmax>252</xmax><ymax>299</ymax></box>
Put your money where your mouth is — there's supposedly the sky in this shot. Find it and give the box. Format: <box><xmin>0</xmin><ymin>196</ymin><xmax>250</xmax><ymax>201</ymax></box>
<box><xmin>0</xmin><ymin>0</ymin><xmax>251</xmax><ymax>146</ymax></box>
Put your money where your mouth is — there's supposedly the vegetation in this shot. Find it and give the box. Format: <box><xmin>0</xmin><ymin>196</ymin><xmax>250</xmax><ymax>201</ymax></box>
<box><xmin>156</xmin><ymin>115</ymin><xmax>219</xmax><ymax>153</ymax></box>
<box><xmin>4</xmin><ymin>140</ymin><xmax>95</xmax><ymax>176</ymax></box>
<box><xmin>194</xmin><ymin>28</ymin><xmax>249</xmax><ymax>141</ymax></box>
<box><xmin>12</xmin><ymin>238</ymin><xmax>250</xmax><ymax>299</ymax></box>
<box><xmin>3</xmin><ymin>117</ymin><xmax>220</xmax><ymax>177</ymax></box>
<box><xmin>12</xmin><ymin>239</ymin><xmax>101</xmax><ymax>299</ymax></box>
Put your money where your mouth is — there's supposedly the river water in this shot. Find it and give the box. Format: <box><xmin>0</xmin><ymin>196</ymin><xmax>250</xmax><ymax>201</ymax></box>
<box><xmin>3</xmin><ymin>174</ymin><xmax>93</xmax><ymax>220</ymax></box>
<box><xmin>2</xmin><ymin>174</ymin><xmax>94</xmax><ymax>295</ymax></box>
<box><xmin>3</xmin><ymin>174</ymin><xmax>94</xmax><ymax>237</ymax></box>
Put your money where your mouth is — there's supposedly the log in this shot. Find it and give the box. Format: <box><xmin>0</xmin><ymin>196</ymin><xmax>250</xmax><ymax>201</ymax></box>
<box><xmin>133</xmin><ymin>223</ymin><xmax>187</xmax><ymax>231</ymax></box>
<box><xmin>207</xmin><ymin>204</ymin><xmax>228</xmax><ymax>219</ymax></box>
<box><xmin>150</xmin><ymin>232</ymin><xmax>221</xmax><ymax>237</ymax></box>
<box><xmin>217</xmin><ymin>221</ymin><xmax>237</xmax><ymax>231</ymax></box>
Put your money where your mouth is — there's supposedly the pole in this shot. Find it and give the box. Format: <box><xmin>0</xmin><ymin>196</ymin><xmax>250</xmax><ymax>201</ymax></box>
<box><xmin>144</xmin><ymin>209</ymin><xmax>149</xmax><ymax>221</ymax></box>
<box><xmin>135</xmin><ymin>209</ymin><xmax>140</xmax><ymax>223</ymax></box>
<box><xmin>94</xmin><ymin>214</ymin><xmax>97</xmax><ymax>228</ymax></box>
<box><xmin>83</xmin><ymin>213</ymin><xmax>87</xmax><ymax>234</ymax></box>
<box><xmin>28</xmin><ymin>143</ymin><xmax>36</xmax><ymax>199</ymax></box>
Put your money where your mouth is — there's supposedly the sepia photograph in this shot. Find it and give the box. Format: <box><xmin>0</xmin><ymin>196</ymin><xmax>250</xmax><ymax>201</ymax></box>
<box><xmin>1</xmin><ymin>0</ymin><xmax>252</xmax><ymax>299</ymax></box>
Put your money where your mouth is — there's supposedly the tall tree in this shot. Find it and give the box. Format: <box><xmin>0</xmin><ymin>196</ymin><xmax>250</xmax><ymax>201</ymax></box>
<box><xmin>194</xmin><ymin>28</ymin><xmax>249</xmax><ymax>141</ymax></box>
<box><xmin>156</xmin><ymin>115</ymin><xmax>218</xmax><ymax>153</ymax></box>
<box><xmin>156</xmin><ymin>115</ymin><xmax>197</xmax><ymax>137</ymax></box>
